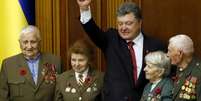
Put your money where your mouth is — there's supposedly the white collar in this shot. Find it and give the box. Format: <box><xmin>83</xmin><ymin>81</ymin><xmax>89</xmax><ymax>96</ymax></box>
<box><xmin>150</xmin><ymin>79</ymin><xmax>162</xmax><ymax>92</ymax></box>
<box><xmin>75</xmin><ymin>68</ymin><xmax>89</xmax><ymax>81</ymax></box>
<box><xmin>133</xmin><ymin>32</ymin><xmax>144</xmax><ymax>47</ymax></box>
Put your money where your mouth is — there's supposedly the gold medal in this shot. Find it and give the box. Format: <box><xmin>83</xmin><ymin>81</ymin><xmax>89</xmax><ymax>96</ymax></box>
<box><xmin>186</xmin><ymin>94</ymin><xmax>190</xmax><ymax>99</ymax></box>
<box><xmin>93</xmin><ymin>87</ymin><xmax>97</xmax><ymax>92</ymax></box>
<box><xmin>181</xmin><ymin>86</ymin><xmax>185</xmax><ymax>90</ymax></box>
<box><xmin>185</xmin><ymin>87</ymin><xmax>188</xmax><ymax>92</ymax></box>
<box><xmin>179</xmin><ymin>93</ymin><xmax>183</xmax><ymax>98</ymax></box>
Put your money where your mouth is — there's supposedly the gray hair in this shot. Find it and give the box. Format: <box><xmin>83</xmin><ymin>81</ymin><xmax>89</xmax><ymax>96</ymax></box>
<box><xmin>145</xmin><ymin>51</ymin><xmax>171</xmax><ymax>77</ymax></box>
<box><xmin>169</xmin><ymin>34</ymin><xmax>194</xmax><ymax>55</ymax></box>
<box><xmin>19</xmin><ymin>25</ymin><xmax>41</xmax><ymax>41</ymax></box>
<box><xmin>117</xmin><ymin>2</ymin><xmax>142</xmax><ymax>20</ymax></box>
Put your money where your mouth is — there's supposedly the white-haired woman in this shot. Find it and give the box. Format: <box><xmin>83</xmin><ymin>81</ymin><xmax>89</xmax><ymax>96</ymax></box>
<box><xmin>140</xmin><ymin>51</ymin><xmax>173</xmax><ymax>101</ymax></box>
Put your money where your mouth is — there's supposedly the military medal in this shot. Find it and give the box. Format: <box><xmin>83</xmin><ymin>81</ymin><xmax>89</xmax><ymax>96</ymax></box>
<box><xmin>181</xmin><ymin>85</ymin><xmax>185</xmax><ymax>90</ymax></box>
<box><xmin>92</xmin><ymin>83</ymin><xmax>97</xmax><ymax>92</ymax></box>
<box><xmin>41</xmin><ymin>68</ymin><xmax>46</xmax><ymax>75</ymax></box>
<box><xmin>65</xmin><ymin>87</ymin><xmax>71</xmax><ymax>92</ymax></box>
<box><xmin>86</xmin><ymin>87</ymin><xmax>91</xmax><ymax>92</ymax></box>
<box><xmin>78</xmin><ymin>97</ymin><xmax>82</xmax><ymax>101</ymax></box>
<box><xmin>179</xmin><ymin>76</ymin><xmax>197</xmax><ymax>100</ymax></box>
<box><xmin>71</xmin><ymin>88</ymin><xmax>76</xmax><ymax>93</ymax></box>
<box><xmin>93</xmin><ymin>87</ymin><xmax>97</xmax><ymax>92</ymax></box>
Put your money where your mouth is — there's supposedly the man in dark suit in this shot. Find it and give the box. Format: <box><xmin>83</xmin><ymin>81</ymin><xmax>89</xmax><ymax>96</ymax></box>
<box><xmin>0</xmin><ymin>25</ymin><xmax>62</xmax><ymax>101</ymax></box>
<box><xmin>76</xmin><ymin>0</ymin><xmax>166</xmax><ymax>101</ymax></box>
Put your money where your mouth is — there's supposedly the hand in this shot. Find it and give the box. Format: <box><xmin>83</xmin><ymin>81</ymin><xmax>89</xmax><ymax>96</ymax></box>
<box><xmin>77</xmin><ymin>0</ymin><xmax>91</xmax><ymax>11</ymax></box>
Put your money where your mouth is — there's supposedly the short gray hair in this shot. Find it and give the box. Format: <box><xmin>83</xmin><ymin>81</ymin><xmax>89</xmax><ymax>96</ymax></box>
<box><xmin>117</xmin><ymin>2</ymin><xmax>142</xmax><ymax>20</ymax></box>
<box><xmin>169</xmin><ymin>34</ymin><xmax>194</xmax><ymax>55</ymax></box>
<box><xmin>145</xmin><ymin>51</ymin><xmax>171</xmax><ymax>77</ymax></box>
<box><xmin>19</xmin><ymin>25</ymin><xmax>41</xmax><ymax>41</ymax></box>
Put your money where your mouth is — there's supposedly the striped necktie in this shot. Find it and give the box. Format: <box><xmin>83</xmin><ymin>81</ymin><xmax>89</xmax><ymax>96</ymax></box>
<box><xmin>78</xmin><ymin>74</ymin><xmax>84</xmax><ymax>86</ymax></box>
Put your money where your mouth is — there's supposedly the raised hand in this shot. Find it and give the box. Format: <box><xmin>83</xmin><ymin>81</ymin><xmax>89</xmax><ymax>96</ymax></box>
<box><xmin>77</xmin><ymin>0</ymin><xmax>92</xmax><ymax>11</ymax></box>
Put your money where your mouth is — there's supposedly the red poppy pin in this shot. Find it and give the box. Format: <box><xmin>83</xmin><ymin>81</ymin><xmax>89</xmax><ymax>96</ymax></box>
<box><xmin>19</xmin><ymin>68</ymin><xmax>27</xmax><ymax>76</ymax></box>
<box><xmin>84</xmin><ymin>76</ymin><xmax>93</xmax><ymax>85</ymax></box>
<box><xmin>154</xmin><ymin>87</ymin><xmax>161</xmax><ymax>94</ymax></box>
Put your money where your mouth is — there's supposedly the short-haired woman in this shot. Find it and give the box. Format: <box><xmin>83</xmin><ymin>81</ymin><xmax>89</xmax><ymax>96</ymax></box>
<box><xmin>140</xmin><ymin>51</ymin><xmax>173</xmax><ymax>101</ymax></box>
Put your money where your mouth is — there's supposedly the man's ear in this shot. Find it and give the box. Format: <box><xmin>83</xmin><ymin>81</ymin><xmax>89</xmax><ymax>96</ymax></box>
<box><xmin>178</xmin><ymin>49</ymin><xmax>184</xmax><ymax>59</ymax></box>
<box><xmin>158</xmin><ymin>68</ymin><xmax>165</xmax><ymax>77</ymax></box>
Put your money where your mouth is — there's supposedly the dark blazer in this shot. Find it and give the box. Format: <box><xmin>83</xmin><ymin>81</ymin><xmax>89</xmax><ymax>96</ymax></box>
<box><xmin>81</xmin><ymin>19</ymin><xmax>166</xmax><ymax>101</ymax></box>
<box><xmin>0</xmin><ymin>53</ymin><xmax>62</xmax><ymax>101</ymax></box>
<box><xmin>173</xmin><ymin>57</ymin><xmax>201</xmax><ymax>101</ymax></box>
<box><xmin>54</xmin><ymin>67</ymin><xmax>104</xmax><ymax>101</ymax></box>
<box><xmin>140</xmin><ymin>78</ymin><xmax>173</xmax><ymax>101</ymax></box>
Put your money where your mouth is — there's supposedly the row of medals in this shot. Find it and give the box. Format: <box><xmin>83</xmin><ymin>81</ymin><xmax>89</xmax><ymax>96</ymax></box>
<box><xmin>179</xmin><ymin>80</ymin><xmax>196</xmax><ymax>100</ymax></box>
<box><xmin>65</xmin><ymin>83</ymin><xmax>98</xmax><ymax>93</ymax></box>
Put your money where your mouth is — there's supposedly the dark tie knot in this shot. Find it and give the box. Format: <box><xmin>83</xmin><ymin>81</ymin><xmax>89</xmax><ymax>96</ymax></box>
<box><xmin>127</xmin><ymin>41</ymin><xmax>134</xmax><ymax>47</ymax></box>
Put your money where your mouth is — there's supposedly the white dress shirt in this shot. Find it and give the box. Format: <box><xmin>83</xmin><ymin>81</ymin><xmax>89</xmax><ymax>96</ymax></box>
<box><xmin>131</xmin><ymin>33</ymin><xmax>144</xmax><ymax>79</ymax></box>
<box><xmin>80</xmin><ymin>7</ymin><xmax>92</xmax><ymax>24</ymax></box>
<box><xmin>150</xmin><ymin>79</ymin><xmax>161</xmax><ymax>92</ymax></box>
<box><xmin>75</xmin><ymin>68</ymin><xmax>89</xmax><ymax>84</ymax></box>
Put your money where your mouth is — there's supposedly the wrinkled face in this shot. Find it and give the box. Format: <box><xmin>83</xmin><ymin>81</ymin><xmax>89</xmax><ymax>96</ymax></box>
<box><xmin>71</xmin><ymin>53</ymin><xmax>88</xmax><ymax>73</ymax></box>
<box><xmin>144</xmin><ymin>62</ymin><xmax>163</xmax><ymax>82</ymax></box>
<box><xmin>19</xmin><ymin>32</ymin><xmax>40</xmax><ymax>59</ymax></box>
<box><xmin>117</xmin><ymin>13</ymin><xmax>142</xmax><ymax>41</ymax></box>
<box><xmin>167</xmin><ymin>44</ymin><xmax>182</xmax><ymax>65</ymax></box>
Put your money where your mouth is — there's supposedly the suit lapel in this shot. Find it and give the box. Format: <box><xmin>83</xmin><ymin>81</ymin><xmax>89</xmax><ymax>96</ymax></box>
<box><xmin>118</xmin><ymin>39</ymin><xmax>134</xmax><ymax>87</ymax></box>
<box><xmin>141</xmin><ymin>83</ymin><xmax>152</xmax><ymax>100</ymax></box>
<box><xmin>36</xmin><ymin>54</ymin><xmax>45</xmax><ymax>88</ymax></box>
<box><xmin>17</xmin><ymin>54</ymin><xmax>36</xmax><ymax>87</ymax></box>
<box><xmin>138</xmin><ymin>36</ymin><xmax>149</xmax><ymax>85</ymax></box>
<box><xmin>151</xmin><ymin>79</ymin><xmax>165</xmax><ymax>94</ymax></box>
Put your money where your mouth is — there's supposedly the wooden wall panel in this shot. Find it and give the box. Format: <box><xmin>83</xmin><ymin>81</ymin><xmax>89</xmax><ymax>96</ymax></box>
<box><xmin>59</xmin><ymin>0</ymin><xmax>69</xmax><ymax>70</ymax></box>
<box><xmin>36</xmin><ymin>0</ymin><xmax>53</xmax><ymax>53</ymax></box>
<box><xmin>36</xmin><ymin>0</ymin><xmax>62</xmax><ymax>68</ymax></box>
<box><xmin>141</xmin><ymin>0</ymin><xmax>201</xmax><ymax>57</ymax></box>
<box><xmin>106</xmin><ymin>0</ymin><xmax>124</xmax><ymax>28</ymax></box>
<box><xmin>52</xmin><ymin>0</ymin><xmax>61</xmax><ymax>55</ymax></box>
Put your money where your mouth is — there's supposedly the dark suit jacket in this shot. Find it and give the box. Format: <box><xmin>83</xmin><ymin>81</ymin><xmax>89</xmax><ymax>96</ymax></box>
<box><xmin>54</xmin><ymin>67</ymin><xmax>104</xmax><ymax>101</ymax></box>
<box><xmin>0</xmin><ymin>53</ymin><xmax>62</xmax><ymax>101</ymax></box>
<box><xmin>81</xmin><ymin>19</ymin><xmax>166</xmax><ymax>101</ymax></box>
<box><xmin>173</xmin><ymin>57</ymin><xmax>201</xmax><ymax>101</ymax></box>
<box><xmin>140</xmin><ymin>78</ymin><xmax>173</xmax><ymax>101</ymax></box>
